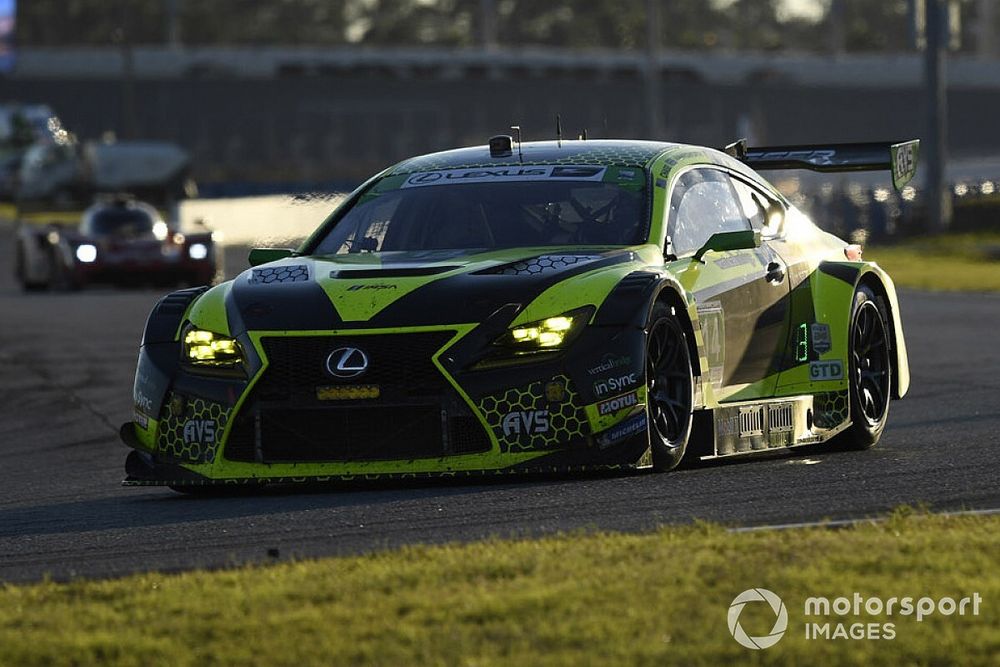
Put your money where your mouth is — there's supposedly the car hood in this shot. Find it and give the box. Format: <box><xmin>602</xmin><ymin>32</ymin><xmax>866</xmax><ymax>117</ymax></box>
<box><xmin>205</xmin><ymin>246</ymin><xmax>656</xmax><ymax>335</ymax></box>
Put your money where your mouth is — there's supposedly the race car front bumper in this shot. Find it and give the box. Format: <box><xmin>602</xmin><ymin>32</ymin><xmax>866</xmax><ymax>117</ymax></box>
<box><xmin>123</xmin><ymin>322</ymin><xmax>651</xmax><ymax>486</ymax></box>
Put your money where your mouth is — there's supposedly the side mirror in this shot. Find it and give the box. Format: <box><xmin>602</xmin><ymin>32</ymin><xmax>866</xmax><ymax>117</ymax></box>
<box><xmin>248</xmin><ymin>247</ymin><xmax>296</xmax><ymax>267</ymax></box>
<box><xmin>693</xmin><ymin>230</ymin><xmax>761</xmax><ymax>263</ymax></box>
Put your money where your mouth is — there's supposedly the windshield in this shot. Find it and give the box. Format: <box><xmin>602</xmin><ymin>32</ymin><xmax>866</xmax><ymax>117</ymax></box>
<box><xmin>88</xmin><ymin>208</ymin><xmax>155</xmax><ymax>236</ymax></box>
<box><xmin>311</xmin><ymin>165</ymin><xmax>648</xmax><ymax>255</ymax></box>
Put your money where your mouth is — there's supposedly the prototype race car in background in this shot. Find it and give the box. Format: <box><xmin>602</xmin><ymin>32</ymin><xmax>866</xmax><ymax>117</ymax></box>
<box><xmin>121</xmin><ymin>135</ymin><xmax>918</xmax><ymax>490</ymax></box>
<box><xmin>15</xmin><ymin>195</ymin><xmax>218</xmax><ymax>290</ymax></box>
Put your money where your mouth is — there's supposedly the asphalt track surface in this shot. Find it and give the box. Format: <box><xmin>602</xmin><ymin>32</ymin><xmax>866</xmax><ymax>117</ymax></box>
<box><xmin>1</xmin><ymin>225</ymin><xmax>998</xmax><ymax>583</ymax></box>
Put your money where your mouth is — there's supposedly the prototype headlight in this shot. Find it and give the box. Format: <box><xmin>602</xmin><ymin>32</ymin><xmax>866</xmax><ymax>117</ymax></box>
<box><xmin>493</xmin><ymin>307</ymin><xmax>592</xmax><ymax>352</ymax></box>
<box><xmin>182</xmin><ymin>326</ymin><xmax>243</xmax><ymax>367</ymax></box>
<box><xmin>188</xmin><ymin>243</ymin><xmax>209</xmax><ymax>260</ymax></box>
<box><xmin>75</xmin><ymin>244</ymin><xmax>97</xmax><ymax>263</ymax></box>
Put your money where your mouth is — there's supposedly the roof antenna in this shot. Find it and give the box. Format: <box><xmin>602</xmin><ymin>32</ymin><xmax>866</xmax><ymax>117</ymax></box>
<box><xmin>510</xmin><ymin>125</ymin><xmax>523</xmax><ymax>163</ymax></box>
<box><xmin>556</xmin><ymin>114</ymin><xmax>562</xmax><ymax>148</ymax></box>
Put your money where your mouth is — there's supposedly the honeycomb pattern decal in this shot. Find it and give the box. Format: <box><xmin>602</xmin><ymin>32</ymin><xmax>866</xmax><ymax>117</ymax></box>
<box><xmin>814</xmin><ymin>391</ymin><xmax>849</xmax><ymax>429</ymax></box>
<box><xmin>249</xmin><ymin>265</ymin><xmax>309</xmax><ymax>285</ymax></box>
<box><xmin>156</xmin><ymin>392</ymin><xmax>229</xmax><ymax>464</ymax></box>
<box><xmin>477</xmin><ymin>375</ymin><xmax>588</xmax><ymax>452</ymax></box>
<box><xmin>488</xmin><ymin>254</ymin><xmax>603</xmax><ymax>276</ymax></box>
<box><xmin>390</xmin><ymin>142</ymin><xmax>668</xmax><ymax>175</ymax></box>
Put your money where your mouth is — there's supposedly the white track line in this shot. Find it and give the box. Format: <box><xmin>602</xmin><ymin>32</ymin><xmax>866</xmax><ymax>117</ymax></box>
<box><xmin>728</xmin><ymin>507</ymin><xmax>1000</xmax><ymax>533</ymax></box>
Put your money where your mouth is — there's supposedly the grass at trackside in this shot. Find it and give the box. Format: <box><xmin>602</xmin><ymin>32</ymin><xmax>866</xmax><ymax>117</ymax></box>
<box><xmin>0</xmin><ymin>511</ymin><xmax>996</xmax><ymax>666</ymax></box>
<box><xmin>865</xmin><ymin>233</ymin><xmax>1000</xmax><ymax>292</ymax></box>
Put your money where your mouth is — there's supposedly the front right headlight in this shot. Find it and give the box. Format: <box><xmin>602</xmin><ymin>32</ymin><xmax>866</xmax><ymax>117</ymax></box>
<box><xmin>182</xmin><ymin>325</ymin><xmax>243</xmax><ymax>367</ymax></box>
<box><xmin>491</xmin><ymin>307</ymin><xmax>593</xmax><ymax>354</ymax></box>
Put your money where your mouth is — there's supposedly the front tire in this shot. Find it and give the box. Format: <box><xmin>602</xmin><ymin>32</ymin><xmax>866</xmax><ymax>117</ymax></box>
<box><xmin>645</xmin><ymin>302</ymin><xmax>695</xmax><ymax>471</ymax></box>
<box><xmin>835</xmin><ymin>285</ymin><xmax>892</xmax><ymax>450</ymax></box>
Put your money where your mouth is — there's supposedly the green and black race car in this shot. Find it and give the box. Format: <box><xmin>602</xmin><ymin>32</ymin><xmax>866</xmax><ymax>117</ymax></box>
<box><xmin>121</xmin><ymin>136</ymin><xmax>918</xmax><ymax>490</ymax></box>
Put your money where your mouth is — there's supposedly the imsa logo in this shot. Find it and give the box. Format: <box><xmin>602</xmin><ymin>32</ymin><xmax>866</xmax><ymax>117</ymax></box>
<box><xmin>502</xmin><ymin>410</ymin><xmax>549</xmax><ymax>436</ymax></box>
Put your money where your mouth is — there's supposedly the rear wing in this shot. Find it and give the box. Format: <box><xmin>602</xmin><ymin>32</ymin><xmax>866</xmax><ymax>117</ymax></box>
<box><xmin>723</xmin><ymin>139</ymin><xmax>919</xmax><ymax>190</ymax></box>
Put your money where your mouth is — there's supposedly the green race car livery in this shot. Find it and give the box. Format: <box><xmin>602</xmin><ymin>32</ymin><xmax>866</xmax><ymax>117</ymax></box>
<box><xmin>121</xmin><ymin>137</ymin><xmax>918</xmax><ymax>489</ymax></box>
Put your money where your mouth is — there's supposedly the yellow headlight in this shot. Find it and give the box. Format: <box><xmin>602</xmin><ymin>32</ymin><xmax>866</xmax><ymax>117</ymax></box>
<box><xmin>500</xmin><ymin>309</ymin><xmax>591</xmax><ymax>352</ymax></box>
<box><xmin>183</xmin><ymin>328</ymin><xmax>243</xmax><ymax>366</ymax></box>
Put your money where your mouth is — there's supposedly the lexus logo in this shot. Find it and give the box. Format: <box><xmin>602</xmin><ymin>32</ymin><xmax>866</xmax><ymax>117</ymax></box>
<box><xmin>325</xmin><ymin>347</ymin><xmax>369</xmax><ymax>378</ymax></box>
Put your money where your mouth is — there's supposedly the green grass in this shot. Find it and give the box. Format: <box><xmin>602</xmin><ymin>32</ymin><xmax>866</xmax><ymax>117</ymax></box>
<box><xmin>866</xmin><ymin>233</ymin><xmax>1000</xmax><ymax>292</ymax></box>
<box><xmin>0</xmin><ymin>511</ymin><xmax>997</xmax><ymax>666</ymax></box>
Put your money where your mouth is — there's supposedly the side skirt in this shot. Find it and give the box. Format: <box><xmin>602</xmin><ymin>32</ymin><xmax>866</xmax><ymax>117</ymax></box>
<box><xmin>699</xmin><ymin>392</ymin><xmax>850</xmax><ymax>460</ymax></box>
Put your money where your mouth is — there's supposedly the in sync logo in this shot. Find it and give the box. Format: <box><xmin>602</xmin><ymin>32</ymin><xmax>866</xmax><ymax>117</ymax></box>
<box><xmin>728</xmin><ymin>588</ymin><xmax>788</xmax><ymax>650</ymax></box>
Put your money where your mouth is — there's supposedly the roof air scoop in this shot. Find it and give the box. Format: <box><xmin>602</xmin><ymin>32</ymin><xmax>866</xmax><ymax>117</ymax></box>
<box><xmin>488</xmin><ymin>135</ymin><xmax>513</xmax><ymax>158</ymax></box>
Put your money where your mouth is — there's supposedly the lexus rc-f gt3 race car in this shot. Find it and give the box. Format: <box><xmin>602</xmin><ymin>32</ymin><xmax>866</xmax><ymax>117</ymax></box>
<box><xmin>15</xmin><ymin>196</ymin><xmax>218</xmax><ymax>290</ymax></box>
<box><xmin>121</xmin><ymin>136</ymin><xmax>918</xmax><ymax>490</ymax></box>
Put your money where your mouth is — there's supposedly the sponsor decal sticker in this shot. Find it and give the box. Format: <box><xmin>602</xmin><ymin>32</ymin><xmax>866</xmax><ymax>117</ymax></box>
<box><xmin>544</xmin><ymin>380</ymin><xmax>566</xmax><ymax>403</ymax></box>
<box><xmin>133</xmin><ymin>409</ymin><xmax>149</xmax><ymax>429</ymax></box>
<box><xmin>596</xmin><ymin>412</ymin><xmax>647</xmax><ymax>448</ymax></box>
<box><xmin>811</xmin><ymin>323</ymin><xmax>832</xmax><ymax>355</ymax></box>
<box><xmin>135</xmin><ymin>392</ymin><xmax>154</xmax><ymax>414</ymax></box>
<box><xmin>593</xmin><ymin>373</ymin><xmax>638</xmax><ymax>398</ymax></box>
<box><xmin>746</xmin><ymin>149</ymin><xmax>836</xmax><ymax>166</ymax></box>
<box><xmin>713</xmin><ymin>254</ymin><xmax>755</xmax><ymax>270</ymax></box>
<box><xmin>501</xmin><ymin>410</ymin><xmax>549</xmax><ymax>437</ymax></box>
<box><xmin>182</xmin><ymin>419</ymin><xmax>216</xmax><ymax>444</ymax></box>
<box><xmin>810</xmin><ymin>360</ymin><xmax>844</xmax><ymax>381</ymax></box>
<box><xmin>586</xmin><ymin>353</ymin><xmax>631</xmax><ymax>377</ymax></box>
<box><xmin>597</xmin><ymin>390</ymin><xmax>639</xmax><ymax>416</ymax></box>
<box><xmin>346</xmin><ymin>284</ymin><xmax>397</xmax><ymax>291</ymax></box>
<box><xmin>401</xmin><ymin>165</ymin><xmax>607</xmax><ymax>188</ymax></box>
<box><xmin>169</xmin><ymin>394</ymin><xmax>186</xmax><ymax>417</ymax></box>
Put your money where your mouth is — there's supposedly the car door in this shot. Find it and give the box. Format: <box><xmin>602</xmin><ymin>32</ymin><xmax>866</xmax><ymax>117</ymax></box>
<box><xmin>666</xmin><ymin>167</ymin><xmax>791</xmax><ymax>403</ymax></box>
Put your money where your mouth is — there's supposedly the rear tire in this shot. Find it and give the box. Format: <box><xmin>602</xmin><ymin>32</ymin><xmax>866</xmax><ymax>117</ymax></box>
<box><xmin>645</xmin><ymin>302</ymin><xmax>695</xmax><ymax>471</ymax></box>
<box><xmin>834</xmin><ymin>285</ymin><xmax>892</xmax><ymax>450</ymax></box>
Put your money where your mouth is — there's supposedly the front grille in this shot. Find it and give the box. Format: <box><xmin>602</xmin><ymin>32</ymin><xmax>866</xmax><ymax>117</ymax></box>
<box><xmin>223</xmin><ymin>404</ymin><xmax>491</xmax><ymax>463</ymax></box>
<box><xmin>222</xmin><ymin>330</ymin><xmax>494</xmax><ymax>463</ymax></box>
<box><xmin>261</xmin><ymin>405</ymin><xmax>443</xmax><ymax>462</ymax></box>
<box><xmin>256</xmin><ymin>332</ymin><xmax>453</xmax><ymax>403</ymax></box>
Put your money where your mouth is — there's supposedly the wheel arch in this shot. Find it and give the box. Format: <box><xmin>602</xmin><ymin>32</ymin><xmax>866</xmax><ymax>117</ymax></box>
<box><xmin>648</xmin><ymin>281</ymin><xmax>704</xmax><ymax>380</ymax></box>
<box><xmin>856</xmin><ymin>267</ymin><xmax>909</xmax><ymax>399</ymax></box>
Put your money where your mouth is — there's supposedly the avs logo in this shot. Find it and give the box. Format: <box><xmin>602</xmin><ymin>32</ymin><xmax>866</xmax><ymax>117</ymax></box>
<box><xmin>502</xmin><ymin>410</ymin><xmax>549</xmax><ymax>437</ymax></box>
<box><xmin>593</xmin><ymin>373</ymin><xmax>638</xmax><ymax>398</ymax></box>
<box><xmin>810</xmin><ymin>360</ymin><xmax>844</xmax><ymax>381</ymax></box>
<box><xmin>597</xmin><ymin>391</ymin><xmax>639</xmax><ymax>416</ymax></box>
<box><xmin>182</xmin><ymin>419</ymin><xmax>217</xmax><ymax>444</ymax></box>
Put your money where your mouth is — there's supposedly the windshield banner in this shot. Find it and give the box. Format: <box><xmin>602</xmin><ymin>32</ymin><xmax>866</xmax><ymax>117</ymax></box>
<box><xmin>401</xmin><ymin>165</ymin><xmax>607</xmax><ymax>188</ymax></box>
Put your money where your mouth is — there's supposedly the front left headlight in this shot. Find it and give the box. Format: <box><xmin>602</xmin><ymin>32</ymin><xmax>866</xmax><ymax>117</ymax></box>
<box><xmin>492</xmin><ymin>307</ymin><xmax>593</xmax><ymax>353</ymax></box>
<box><xmin>182</xmin><ymin>326</ymin><xmax>243</xmax><ymax>367</ymax></box>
